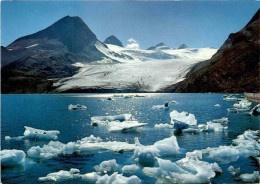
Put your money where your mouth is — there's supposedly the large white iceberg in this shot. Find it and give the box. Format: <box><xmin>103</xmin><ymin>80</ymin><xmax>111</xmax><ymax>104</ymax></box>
<box><xmin>1</xmin><ymin>149</ymin><xmax>26</xmax><ymax>167</ymax></box>
<box><xmin>133</xmin><ymin>136</ymin><xmax>180</xmax><ymax>166</ymax></box>
<box><xmin>185</xmin><ymin>130</ymin><xmax>260</xmax><ymax>164</ymax></box>
<box><xmin>170</xmin><ymin>110</ymin><xmax>197</xmax><ymax>132</ymax></box>
<box><xmin>143</xmin><ymin>157</ymin><xmax>222</xmax><ymax>184</ymax></box>
<box><xmin>27</xmin><ymin>135</ymin><xmax>135</xmax><ymax>159</ymax></box>
<box><xmin>38</xmin><ymin>168</ymin><xmax>80</xmax><ymax>182</ymax></box>
<box><xmin>5</xmin><ymin>126</ymin><xmax>60</xmax><ymax>141</ymax></box>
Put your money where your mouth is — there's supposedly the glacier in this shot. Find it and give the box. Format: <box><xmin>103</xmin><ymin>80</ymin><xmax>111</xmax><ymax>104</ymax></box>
<box><xmin>54</xmin><ymin>44</ymin><xmax>217</xmax><ymax>92</ymax></box>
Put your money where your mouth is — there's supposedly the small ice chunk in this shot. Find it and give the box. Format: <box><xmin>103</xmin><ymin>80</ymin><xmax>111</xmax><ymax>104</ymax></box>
<box><xmin>94</xmin><ymin>159</ymin><xmax>119</xmax><ymax>173</ymax></box>
<box><xmin>38</xmin><ymin>168</ymin><xmax>80</xmax><ymax>182</ymax></box>
<box><xmin>182</xmin><ymin>128</ymin><xmax>201</xmax><ymax>133</ymax></box>
<box><xmin>122</xmin><ymin>164</ymin><xmax>139</xmax><ymax>173</ymax></box>
<box><xmin>68</xmin><ymin>104</ymin><xmax>87</xmax><ymax>110</ymax></box>
<box><xmin>214</xmin><ymin>104</ymin><xmax>221</xmax><ymax>107</ymax></box>
<box><xmin>239</xmin><ymin>171</ymin><xmax>259</xmax><ymax>183</ymax></box>
<box><xmin>108</xmin><ymin>121</ymin><xmax>147</xmax><ymax>132</ymax></box>
<box><xmin>154</xmin><ymin>123</ymin><xmax>173</xmax><ymax>129</ymax></box>
<box><xmin>170</xmin><ymin>110</ymin><xmax>197</xmax><ymax>131</ymax></box>
<box><xmin>1</xmin><ymin>149</ymin><xmax>26</xmax><ymax>167</ymax></box>
<box><xmin>206</xmin><ymin>121</ymin><xmax>226</xmax><ymax>132</ymax></box>
<box><xmin>212</xmin><ymin>117</ymin><xmax>229</xmax><ymax>124</ymax></box>
<box><xmin>228</xmin><ymin>166</ymin><xmax>240</xmax><ymax>176</ymax></box>
<box><xmin>96</xmin><ymin>173</ymin><xmax>141</xmax><ymax>184</ymax></box>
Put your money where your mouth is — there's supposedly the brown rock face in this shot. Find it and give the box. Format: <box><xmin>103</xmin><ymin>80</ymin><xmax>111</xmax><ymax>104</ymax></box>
<box><xmin>172</xmin><ymin>9</ymin><xmax>260</xmax><ymax>93</ymax></box>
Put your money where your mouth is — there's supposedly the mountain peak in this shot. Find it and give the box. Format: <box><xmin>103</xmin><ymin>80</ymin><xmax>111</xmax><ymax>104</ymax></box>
<box><xmin>104</xmin><ymin>35</ymin><xmax>123</xmax><ymax>47</ymax></box>
<box><xmin>11</xmin><ymin>15</ymin><xmax>97</xmax><ymax>53</ymax></box>
<box><xmin>177</xmin><ymin>44</ymin><xmax>189</xmax><ymax>49</ymax></box>
<box><xmin>147</xmin><ymin>42</ymin><xmax>171</xmax><ymax>50</ymax></box>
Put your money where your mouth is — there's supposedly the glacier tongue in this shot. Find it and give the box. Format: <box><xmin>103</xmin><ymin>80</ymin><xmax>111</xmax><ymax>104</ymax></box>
<box><xmin>55</xmin><ymin>44</ymin><xmax>217</xmax><ymax>92</ymax></box>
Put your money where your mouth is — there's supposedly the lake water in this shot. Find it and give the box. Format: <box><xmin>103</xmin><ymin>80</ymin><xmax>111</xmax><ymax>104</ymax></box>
<box><xmin>1</xmin><ymin>93</ymin><xmax>259</xmax><ymax>184</ymax></box>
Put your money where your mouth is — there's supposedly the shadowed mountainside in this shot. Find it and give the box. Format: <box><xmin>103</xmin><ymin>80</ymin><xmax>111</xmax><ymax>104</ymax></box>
<box><xmin>169</xmin><ymin>9</ymin><xmax>260</xmax><ymax>93</ymax></box>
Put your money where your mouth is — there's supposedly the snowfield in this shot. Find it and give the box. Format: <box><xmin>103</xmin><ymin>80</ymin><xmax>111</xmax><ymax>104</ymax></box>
<box><xmin>54</xmin><ymin>44</ymin><xmax>217</xmax><ymax>92</ymax></box>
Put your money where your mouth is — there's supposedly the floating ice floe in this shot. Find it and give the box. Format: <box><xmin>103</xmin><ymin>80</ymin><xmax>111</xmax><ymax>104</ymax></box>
<box><xmin>68</xmin><ymin>104</ymin><xmax>87</xmax><ymax>110</ymax></box>
<box><xmin>133</xmin><ymin>136</ymin><xmax>180</xmax><ymax>166</ymax></box>
<box><xmin>227</xmin><ymin>166</ymin><xmax>240</xmax><ymax>176</ymax></box>
<box><xmin>214</xmin><ymin>104</ymin><xmax>221</xmax><ymax>107</ymax></box>
<box><xmin>239</xmin><ymin>171</ymin><xmax>259</xmax><ymax>183</ymax></box>
<box><xmin>96</xmin><ymin>173</ymin><xmax>141</xmax><ymax>184</ymax></box>
<box><xmin>170</xmin><ymin>110</ymin><xmax>197</xmax><ymax>132</ymax></box>
<box><xmin>185</xmin><ymin>130</ymin><xmax>260</xmax><ymax>164</ymax></box>
<box><xmin>1</xmin><ymin>149</ymin><xmax>26</xmax><ymax>167</ymax></box>
<box><xmin>212</xmin><ymin>117</ymin><xmax>229</xmax><ymax>124</ymax></box>
<box><xmin>94</xmin><ymin>159</ymin><xmax>119</xmax><ymax>174</ymax></box>
<box><xmin>122</xmin><ymin>164</ymin><xmax>139</xmax><ymax>174</ymax></box>
<box><xmin>5</xmin><ymin>126</ymin><xmax>60</xmax><ymax>141</ymax></box>
<box><xmin>27</xmin><ymin>135</ymin><xmax>135</xmax><ymax>159</ymax></box>
<box><xmin>152</xmin><ymin>101</ymin><xmax>178</xmax><ymax>110</ymax></box>
<box><xmin>38</xmin><ymin>168</ymin><xmax>81</xmax><ymax>182</ymax></box>
<box><xmin>143</xmin><ymin>157</ymin><xmax>222</xmax><ymax>184</ymax></box>
<box><xmin>223</xmin><ymin>95</ymin><xmax>238</xmax><ymax>101</ymax></box>
<box><xmin>108</xmin><ymin>121</ymin><xmax>147</xmax><ymax>132</ymax></box>
<box><xmin>250</xmin><ymin>104</ymin><xmax>260</xmax><ymax>116</ymax></box>
<box><xmin>91</xmin><ymin>114</ymin><xmax>146</xmax><ymax>132</ymax></box>
<box><xmin>228</xmin><ymin>99</ymin><xmax>252</xmax><ymax>113</ymax></box>
<box><xmin>91</xmin><ymin>114</ymin><xmax>132</xmax><ymax>126</ymax></box>
<box><xmin>154</xmin><ymin>123</ymin><xmax>174</xmax><ymax>129</ymax></box>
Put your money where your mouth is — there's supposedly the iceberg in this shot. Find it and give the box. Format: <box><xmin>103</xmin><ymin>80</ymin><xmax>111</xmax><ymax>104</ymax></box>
<box><xmin>143</xmin><ymin>157</ymin><xmax>222</xmax><ymax>184</ymax></box>
<box><xmin>214</xmin><ymin>104</ymin><xmax>221</xmax><ymax>107</ymax></box>
<box><xmin>27</xmin><ymin>135</ymin><xmax>135</xmax><ymax>159</ymax></box>
<box><xmin>154</xmin><ymin>123</ymin><xmax>173</xmax><ymax>129</ymax></box>
<box><xmin>170</xmin><ymin>110</ymin><xmax>197</xmax><ymax>132</ymax></box>
<box><xmin>223</xmin><ymin>95</ymin><xmax>238</xmax><ymax>101</ymax></box>
<box><xmin>212</xmin><ymin>117</ymin><xmax>229</xmax><ymax>124</ymax></box>
<box><xmin>38</xmin><ymin>168</ymin><xmax>80</xmax><ymax>182</ymax></box>
<box><xmin>108</xmin><ymin>121</ymin><xmax>147</xmax><ymax>132</ymax></box>
<box><xmin>250</xmin><ymin>104</ymin><xmax>260</xmax><ymax>116</ymax></box>
<box><xmin>233</xmin><ymin>99</ymin><xmax>252</xmax><ymax>109</ymax></box>
<box><xmin>1</xmin><ymin>149</ymin><xmax>26</xmax><ymax>167</ymax></box>
<box><xmin>5</xmin><ymin>126</ymin><xmax>60</xmax><ymax>141</ymax></box>
<box><xmin>133</xmin><ymin>136</ymin><xmax>180</xmax><ymax>166</ymax></box>
<box><xmin>239</xmin><ymin>171</ymin><xmax>259</xmax><ymax>183</ymax></box>
<box><xmin>185</xmin><ymin>130</ymin><xmax>260</xmax><ymax>164</ymax></box>
<box><xmin>96</xmin><ymin>173</ymin><xmax>141</xmax><ymax>184</ymax></box>
<box><xmin>94</xmin><ymin>159</ymin><xmax>119</xmax><ymax>174</ymax></box>
<box><xmin>91</xmin><ymin>114</ymin><xmax>132</xmax><ymax>126</ymax></box>
<box><xmin>122</xmin><ymin>164</ymin><xmax>139</xmax><ymax>174</ymax></box>
<box><xmin>68</xmin><ymin>104</ymin><xmax>87</xmax><ymax>110</ymax></box>
<box><xmin>227</xmin><ymin>166</ymin><xmax>240</xmax><ymax>176</ymax></box>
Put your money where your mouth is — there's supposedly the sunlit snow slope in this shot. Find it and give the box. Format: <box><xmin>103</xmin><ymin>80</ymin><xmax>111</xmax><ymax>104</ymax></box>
<box><xmin>54</xmin><ymin>44</ymin><xmax>217</xmax><ymax>92</ymax></box>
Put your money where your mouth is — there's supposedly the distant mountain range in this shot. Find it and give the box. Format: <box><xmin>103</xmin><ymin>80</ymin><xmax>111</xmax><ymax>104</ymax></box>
<box><xmin>169</xmin><ymin>9</ymin><xmax>260</xmax><ymax>93</ymax></box>
<box><xmin>1</xmin><ymin>9</ymin><xmax>259</xmax><ymax>93</ymax></box>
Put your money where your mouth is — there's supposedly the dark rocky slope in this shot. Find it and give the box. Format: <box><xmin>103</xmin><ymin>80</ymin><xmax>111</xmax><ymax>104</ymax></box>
<box><xmin>1</xmin><ymin>16</ymin><xmax>109</xmax><ymax>93</ymax></box>
<box><xmin>104</xmin><ymin>35</ymin><xmax>123</xmax><ymax>47</ymax></box>
<box><xmin>170</xmin><ymin>9</ymin><xmax>260</xmax><ymax>93</ymax></box>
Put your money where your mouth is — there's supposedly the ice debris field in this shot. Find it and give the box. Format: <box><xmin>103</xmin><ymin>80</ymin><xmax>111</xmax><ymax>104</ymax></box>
<box><xmin>1</xmin><ymin>93</ymin><xmax>260</xmax><ymax>184</ymax></box>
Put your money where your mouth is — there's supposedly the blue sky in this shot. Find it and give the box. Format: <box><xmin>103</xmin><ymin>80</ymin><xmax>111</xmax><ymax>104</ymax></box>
<box><xmin>1</xmin><ymin>1</ymin><xmax>259</xmax><ymax>49</ymax></box>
